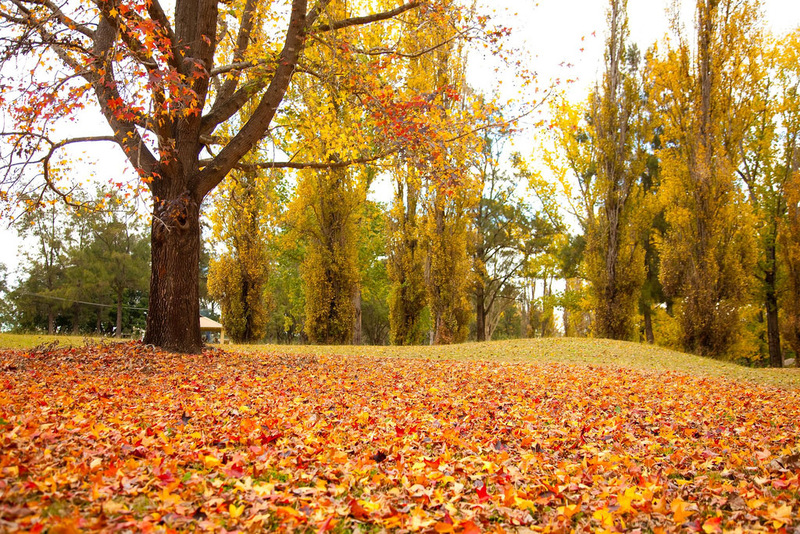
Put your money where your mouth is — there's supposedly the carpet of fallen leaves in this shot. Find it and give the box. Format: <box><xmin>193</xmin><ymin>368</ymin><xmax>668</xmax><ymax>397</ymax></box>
<box><xmin>1</xmin><ymin>342</ymin><xmax>799</xmax><ymax>533</ymax></box>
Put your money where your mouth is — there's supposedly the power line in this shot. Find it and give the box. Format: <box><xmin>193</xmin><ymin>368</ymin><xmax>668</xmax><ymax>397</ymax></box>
<box><xmin>18</xmin><ymin>291</ymin><xmax>148</xmax><ymax>311</ymax></box>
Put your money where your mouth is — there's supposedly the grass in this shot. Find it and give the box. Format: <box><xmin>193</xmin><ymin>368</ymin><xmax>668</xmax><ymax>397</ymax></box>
<box><xmin>232</xmin><ymin>337</ymin><xmax>800</xmax><ymax>389</ymax></box>
<box><xmin>2</xmin><ymin>332</ymin><xmax>797</xmax><ymax>389</ymax></box>
<box><xmin>0</xmin><ymin>332</ymin><xmax>103</xmax><ymax>349</ymax></box>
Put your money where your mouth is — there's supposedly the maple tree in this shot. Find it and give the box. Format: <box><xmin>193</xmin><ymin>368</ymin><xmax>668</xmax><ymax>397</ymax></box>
<box><xmin>0</xmin><ymin>0</ymin><xmax>480</xmax><ymax>353</ymax></box>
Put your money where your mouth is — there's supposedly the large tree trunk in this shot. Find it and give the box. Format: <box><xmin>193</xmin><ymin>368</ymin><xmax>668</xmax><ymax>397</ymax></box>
<box><xmin>143</xmin><ymin>191</ymin><xmax>203</xmax><ymax>353</ymax></box>
<box><xmin>72</xmin><ymin>303</ymin><xmax>81</xmax><ymax>334</ymax></box>
<box><xmin>47</xmin><ymin>306</ymin><xmax>54</xmax><ymax>335</ymax></box>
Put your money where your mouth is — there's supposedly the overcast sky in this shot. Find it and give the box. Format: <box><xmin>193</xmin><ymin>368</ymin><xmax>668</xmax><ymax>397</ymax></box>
<box><xmin>1</xmin><ymin>0</ymin><xmax>799</xmax><ymax>283</ymax></box>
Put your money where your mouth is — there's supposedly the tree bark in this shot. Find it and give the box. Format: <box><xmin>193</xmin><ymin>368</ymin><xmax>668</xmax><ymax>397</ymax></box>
<box><xmin>47</xmin><ymin>306</ymin><xmax>55</xmax><ymax>335</ymax></box>
<box><xmin>642</xmin><ymin>304</ymin><xmax>654</xmax><ymax>344</ymax></box>
<box><xmin>143</xmin><ymin>191</ymin><xmax>203</xmax><ymax>353</ymax></box>
<box><xmin>116</xmin><ymin>291</ymin><xmax>123</xmax><ymax>338</ymax></box>
<box><xmin>765</xmin><ymin>244</ymin><xmax>782</xmax><ymax>367</ymax></box>
<box><xmin>72</xmin><ymin>303</ymin><xmax>81</xmax><ymax>334</ymax></box>
<box><xmin>352</xmin><ymin>287</ymin><xmax>362</xmax><ymax>345</ymax></box>
<box><xmin>476</xmin><ymin>284</ymin><xmax>486</xmax><ymax>342</ymax></box>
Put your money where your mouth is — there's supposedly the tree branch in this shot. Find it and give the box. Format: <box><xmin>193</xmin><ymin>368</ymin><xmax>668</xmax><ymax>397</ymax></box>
<box><xmin>40</xmin><ymin>0</ymin><xmax>95</xmax><ymax>39</ymax></box>
<box><xmin>195</xmin><ymin>0</ymin><xmax>310</xmax><ymax>198</ymax></box>
<box><xmin>214</xmin><ymin>0</ymin><xmax>258</xmax><ymax>104</ymax></box>
<box><xmin>310</xmin><ymin>1</ymin><xmax>420</xmax><ymax>33</ymax></box>
<box><xmin>199</xmin><ymin>147</ymin><xmax>398</xmax><ymax>171</ymax></box>
<box><xmin>147</xmin><ymin>0</ymin><xmax>180</xmax><ymax>70</ymax></box>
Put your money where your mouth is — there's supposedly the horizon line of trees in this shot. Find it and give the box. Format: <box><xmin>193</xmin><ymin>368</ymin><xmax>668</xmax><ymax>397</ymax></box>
<box><xmin>0</xmin><ymin>189</ymin><xmax>150</xmax><ymax>336</ymax></box>
<box><xmin>0</xmin><ymin>0</ymin><xmax>797</xmax><ymax>369</ymax></box>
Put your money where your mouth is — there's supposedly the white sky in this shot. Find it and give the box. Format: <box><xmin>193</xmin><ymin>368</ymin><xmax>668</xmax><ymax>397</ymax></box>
<box><xmin>1</xmin><ymin>0</ymin><xmax>799</xmax><ymax>284</ymax></box>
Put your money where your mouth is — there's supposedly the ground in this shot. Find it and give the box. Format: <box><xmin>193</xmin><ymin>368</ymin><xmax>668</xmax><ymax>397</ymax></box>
<box><xmin>0</xmin><ymin>336</ymin><xmax>798</xmax><ymax>532</ymax></box>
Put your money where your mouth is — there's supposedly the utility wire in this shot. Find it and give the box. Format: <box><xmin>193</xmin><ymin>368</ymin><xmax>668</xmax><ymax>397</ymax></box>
<box><xmin>18</xmin><ymin>291</ymin><xmax>148</xmax><ymax>311</ymax></box>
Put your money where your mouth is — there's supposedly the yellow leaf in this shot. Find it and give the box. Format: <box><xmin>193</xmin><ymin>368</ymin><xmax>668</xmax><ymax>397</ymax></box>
<box><xmin>557</xmin><ymin>502</ymin><xmax>581</xmax><ymax>518</ymax></box>
<box><xmin>229</xmin><ymin>503</ymin><xmax>245</xmax><ymax>518</ymax></box>
<box><xmin>593</xmin><ymin>507</ymin><xmax>614</xmax><ymax>527</ymax></box>
<box><xmin>102</xmin><ymin>500</ymin><xmax>126</xmax><ymax>514</ymax></box>
<box><xmin>746</xmin><ymin>498</ymin><xmax>765</xmax><ymax>509</ymax></box>
<box><xmin>617</xmin><ymin>486</ymin><xmax>639</xmax><ymax>514</ymax></box>
<box><xmin>515</xmin><ymin>497</ymin><xmax>536</xmax><ymax>511</ymax></box>
<box><xmin>767</xmin><ymin>504</ymin><xmax>793</xmax><ymax>525</ymax></box>
<box><xmin>160</xmin><ymin>487</ymin><xmax>180</xmax><ymax>506</ymax></box>
<box><xmin>671</xmin><ymin>497</ymin><xmax>693</xmax><ymax>524</ymax></box>
<box><xmin>204</xmin><ymin>455</ymin><xmax>221</xmax><ymax>468</ymax></box>
<box><xmin>253</xmin><ymin>483</ymin><xmax>275</xmax><ymax>497</ymax></box>
<box><xmin>362</xmin><ymin>500</ymin><xmax>382</xmax><ymax>512</ymax></box>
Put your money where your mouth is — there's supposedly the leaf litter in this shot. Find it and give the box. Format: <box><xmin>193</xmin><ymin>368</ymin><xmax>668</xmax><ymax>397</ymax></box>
<box><xmin>1</xmin><ymin>342</ymin><xmax>798</xmax><ymax>532</ymax></box>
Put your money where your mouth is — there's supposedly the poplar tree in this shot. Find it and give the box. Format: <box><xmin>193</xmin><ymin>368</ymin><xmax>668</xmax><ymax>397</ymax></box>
<box><xmin>653</xmin><ymin>0</ymin><xmax>759</xmax><ymax>357</ymax></box>
<box><xmin>585</xmin><ymin>0</ymin><xmax>647</xmax><ymax>340</ymax></box>
<box><xmin>207</xmin><ymin>170</ymin><xmax>276</xmax><ymax>343</ymax></box>
<box><xmin>776</xmin><ymin>29</ymin><xmax>800</xmax><ymax>365</ymax></box>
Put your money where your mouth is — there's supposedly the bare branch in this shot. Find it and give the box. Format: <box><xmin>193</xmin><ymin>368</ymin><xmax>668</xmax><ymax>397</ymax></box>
<box><xmin>200</xmin><ymin>81</ymin><xmax>261</xmax><ymax>136</ymax></box>
<box><xmin>310</xmin><ymin>1</ymin><xmax>420</xmax><ymax>33</ymax></box>
<box><xmin>40</xmin><ymin>0</ymin><xmax>95</xmax><ymax>39</ymax></box>
<box><xmin>210</xmin><ymin>58</ymin><xmax>275</xmax><ymax>77</ymax></box>
<box><xmin>199</xmin><ymin>147</ymin><xmax>398</xmax><ymax>171</ymax></box>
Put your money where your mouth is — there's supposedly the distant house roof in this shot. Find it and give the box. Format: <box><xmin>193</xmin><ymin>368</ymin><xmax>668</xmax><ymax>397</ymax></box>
<box><xmin>200</xmin><ymin>316</ymin><xmax>223</xmax><ymax>331</ymax></box>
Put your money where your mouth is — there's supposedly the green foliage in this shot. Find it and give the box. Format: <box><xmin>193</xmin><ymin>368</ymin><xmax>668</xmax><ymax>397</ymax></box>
<box><xmin>8</xmin><ymin>189</ymin><xmax>149</xmax><ymax>336</ymax></box>
<box><xmin>473</xmin><ymin>131</ymin><xmax>559</xmax><ymax>341</ymax></box>
<box><xmin>358</xmin><ymin>201</ymin><xmax>391</xmax><ymax>345</ymax></box>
